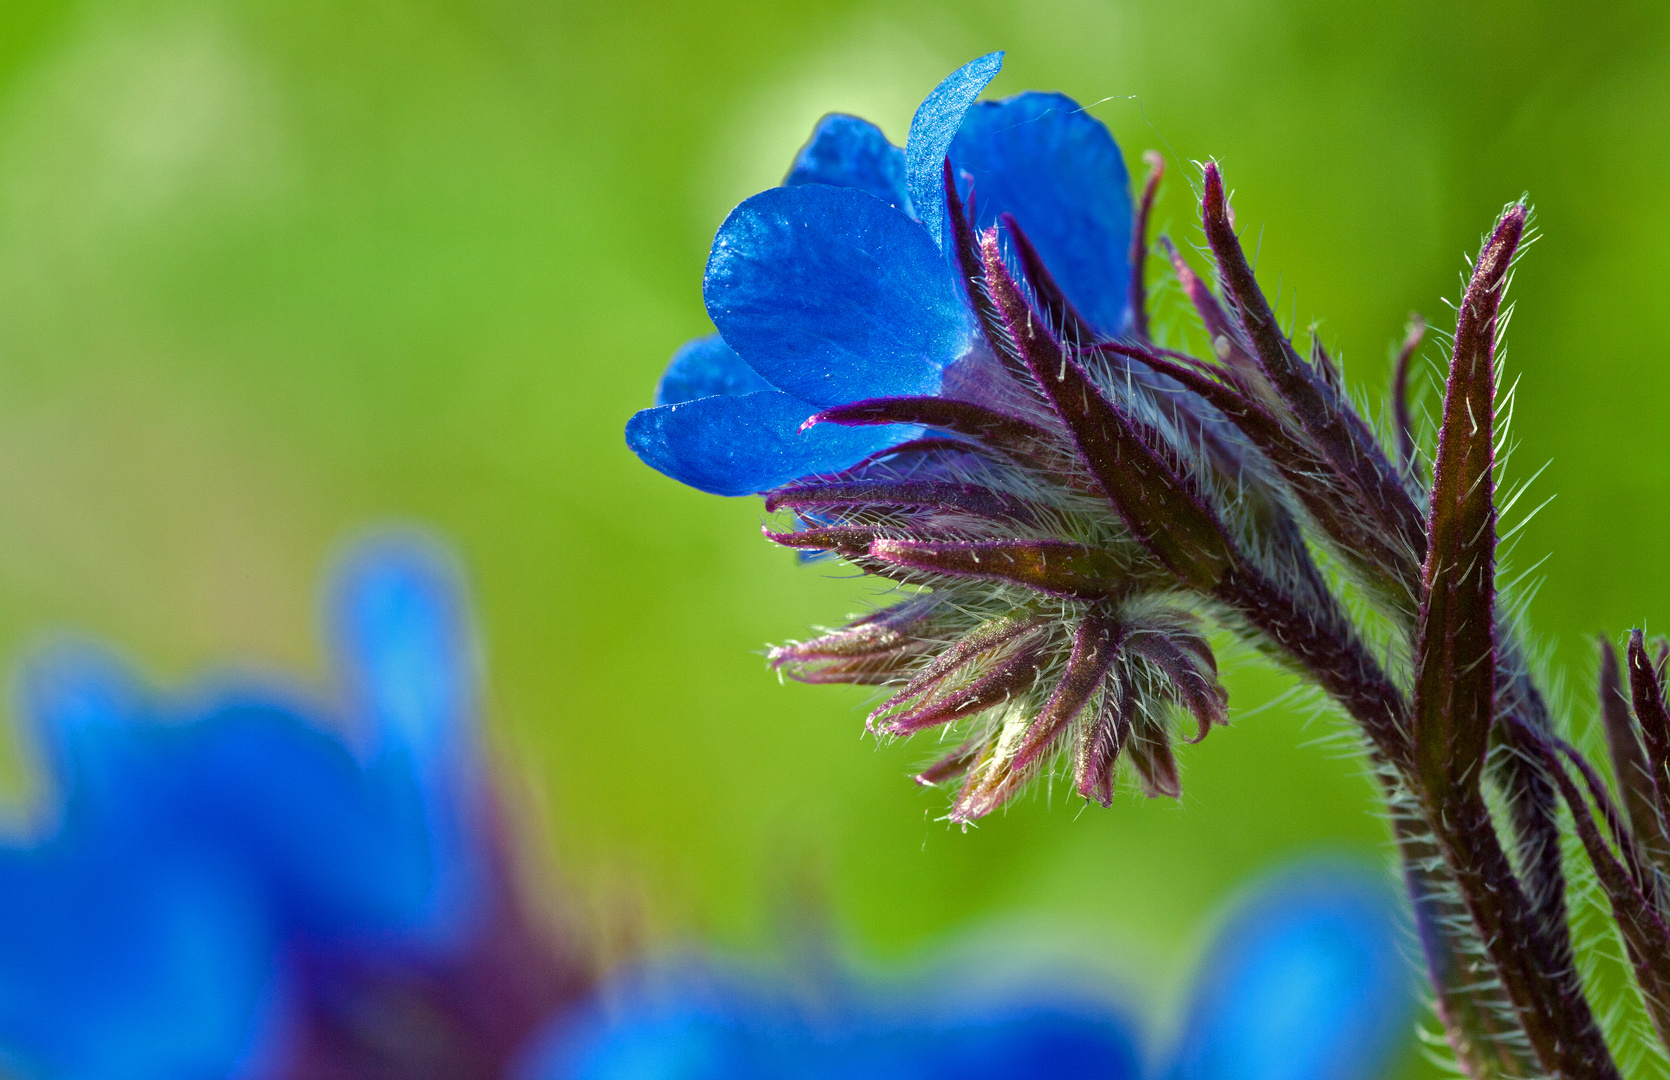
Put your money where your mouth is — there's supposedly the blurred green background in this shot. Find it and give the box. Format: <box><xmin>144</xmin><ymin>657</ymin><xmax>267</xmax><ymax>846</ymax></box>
<box><xmin>0</xmin><ymin>0</ymin><xmax>1666</xmax><ymax>1071</ymax></box>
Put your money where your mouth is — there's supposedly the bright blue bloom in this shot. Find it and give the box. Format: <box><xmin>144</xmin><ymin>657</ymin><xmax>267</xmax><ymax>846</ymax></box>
<box><xmin>519</xmin><ymin>863</ymin><xmax>1414</xmax><ymax>1080</ymax></box>
<box><xmin>625</xmin><ymin>52</ymin><xmax>1137</xmax><ymax>496</ymax></box>
<box><xmin>0</xmin><ymin>535</ymin><xmax>584</xmax><ymax>1080</ymax></box>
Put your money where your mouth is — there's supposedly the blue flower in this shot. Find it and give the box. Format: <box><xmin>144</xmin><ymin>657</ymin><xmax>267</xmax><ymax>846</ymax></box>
<box><xmin>1160</xmin><ymin>866</ymin><xmax>1415</xmax><ymax>1080</ymax></box>
<box><xmin>0</xmin><ymin>534</ymin><xmax>587</xmax><ymax>1080</ymax></box>
<box><xmin>529</xmin><ymin>974</ymin><xmax>1139</xmax><ymax>1080</ymax></box>
<box><xmin>518</xmin><ymin>863</ymin><xmax>1414</xmax><ymax>1080</ymax></box>
<box><xmin>626</xmin><ymin>51</ymin><xmax>1135</xmax><ymax>496</ymax></box>
<box><xmin>624</xmin><ymin>53</ymin><xmax>1348</xmax><ymax>824</ymax></box>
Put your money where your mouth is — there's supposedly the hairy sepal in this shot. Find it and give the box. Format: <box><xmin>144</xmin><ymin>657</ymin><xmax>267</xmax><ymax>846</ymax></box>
<box><xmin>871</xmin><ymin>615</ymin><xmax>1045</xmax><ymax>723</ymax></box>
<box><xmin>880</xmin><ymin>634</ymin><xmax>1047</xmax><ymax>736</ymax></box>
<box><xmin>761</xmin><ymin>524</ymin><xmax>879</xmax><ymax>559</ymax></box>
<box><xmin>1158</xmin><ymin>235</ymin><xmax>1266</xmax><ymax>398</ymax></box>
<box><xmin>979</xmin><ymin>228</ymin><xmax>1236</xmax><ymax>593</ymax></box>
<box><xmin>1094</xmin><ymin>341</ymin><xmax>1416</xmax><ymax>604</ymax></box>
<box><xmin>1127</xmin><ymin>627</ymin><xmax>1227</xmax><ymax>742</ymax></box>
<box><xmin>769</xmin><ymin>599</ymin><xmax>945</xmax><ymax>685</ymax></box>
<box><xmin>1533</xmin><ymin>727</ymin><xmax>1670</xmax><ymax>1049</ymax></box>
<box><xmin>767</xmin><ymin>480</ymin><xmax>1043</xmax><ymax>527</ymax></box>
<box><xmin>915</xmin><ymin>741</ymin><xmax>983</xmax><ymax>787</ymax></box>
<box><xmin>951</xmin><ymin>612</ymin><xmax>1125</xmax><ymax>821</ymax></box>
<box><xmin>869</xmin><ymin>538</ymin><xmax>1132</xmax><ymax>600</ymax></box>
<box><xmin>805</xmin><ymin>396</ymin><xmax>1058</xmax><ymax>467</ymax></box>
<box><xmin>1128</xmin><ymin>152</ymin><xmax>1163</xmax><ymax>341</ymax></box>
<box><xmin>1601</xmin><ymin>636</ymin><xmax>1670</xmax><ymax>873</ymax></box>
<box><xmin>1127</xmin><ymin>714</ymin><xmax>1182</xmax><ymax>798</ymax></box>
<box><xmin>1074</xmin><ymin>679</ymin><xmax>1132</xmax><ymax>808</ymax></box>
<box><xmin>1200</xmin><ymin>163</ymin><xmax>1425</xmax><ymax>582</ymax></box>
<box><xmin>1000</xmin><ymin>210</ymin><xmax>1093</xmax><ymax>346</ymax></box>
<box><xmin>1411</xmin><ymin>205</ymin><xmax>1523</xmax><ymax>798</ymax></box>
<box><xmin>1627</xmin><ymin>629</ymin><xmax>1670</xmax><ymax>840</ymax></box>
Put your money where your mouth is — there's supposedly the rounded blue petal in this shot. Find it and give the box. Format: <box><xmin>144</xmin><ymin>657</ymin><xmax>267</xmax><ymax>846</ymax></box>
<box><xmin>704</xmin><ymin>185</ymin><xmax>975</xmax><ymax>407</ymax></box>
<box><xmin>657</xmin><ymin>334</ymin><xmax>774</xmax><ymax>406</ymax></box>
<box><xmin>626</xmin><ymin>391</ymin><xmax>915</xmax><ymax>497</ymax></box>
<box><xmin>1164</xmin><ymin>865</ymin><xmax>1414</xmax><ymax>1080</ymax></box>
<box><xmin>905</xmin><ymin>51</ymin><xmax>1004</xmax><ymax>251</ymax></box>
<box><xmin>785</xmin><ymin>114</ymin><xmax>912</xmax><ymax>215</ymax></box>
<box><xmin>951</xmin><ymin>92</ymin><xmax>1133</xmax><ymax>336</ymax></box>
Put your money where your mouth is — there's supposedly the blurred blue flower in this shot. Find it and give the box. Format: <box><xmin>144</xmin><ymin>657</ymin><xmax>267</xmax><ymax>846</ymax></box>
<box><xmin>626</xmin><ymin>51</ymin><xmax>1136</xmax><ymax>496</ymax></box>
<box><xmin>1161</xmin><ymin>866</ymin><xmax>1415</xmax><ymax>1080</ymax></box>
<box><xmin>521</xmin><ymin>863</ymin><xmax>1415</xmax><ymax>1080</ymax></box>
<box><xmin>0</xmin><ymin>534</ymin><xmax>588</xmax><ymax>1080</ymax></box>
<box><xmin>524</xmin><ymin>967</ymin><xmax>1139</xmax><ymax>1080</ymax></box>
<box><xmin>0</xmin><ymin>533</ymin><xmax>1416</xmax><ymax>1080</ymax></box>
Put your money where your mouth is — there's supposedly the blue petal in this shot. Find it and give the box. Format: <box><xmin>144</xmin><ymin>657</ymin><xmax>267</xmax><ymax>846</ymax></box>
<box><xmin>1164</xmin><ymin>865</ymin><xmax>1414</xmax><ymax>1080</ymax></box>
<box><xmin>845</xmin><ymin>1005</ymin><xmax>1142</xmax><ymax>1080</ymax></box>
<box><xmin>332</xmin><ymin>536</ymin><xmax>475</xmax><ymax>774</ymax></box>
<box><xmin>164</xmin><ymin>699</ymin><xmax>439</xmax><ymax>939</ymax></box>
<box><xmin>17</xmin><ymin>648</ymin><xmax>148</xmax><ymax>827</ymax></box>
<box><xmin>17</xmin><ymin>648</ymin><xmax>458</xmax><ymax>946</ymax></box>
<box><xmin>785</xmin><ymin>114</ymin><xmax>912</xmax><ymax>215</ymax></box>
<box><xmin>0</xmin><ymin>838</ymin><xmax>275</xmax><ymax>1080</ymax></box>
<box><xmin>517</xmin><ymin>968</ymin><xmax>1141</xmax><ymax>1080</ymax></box>
<box><xmin>657</xmin><ymin>334</ymin><xmax>774</xmax><ymax>406</ymax></box>
<box><xmin>536</xmin><ymin>1008</ymin><xmax>782</xmax><ymax>1080</ymax></box>
<box><xmin>626</xmin><ymin>391</ymin><xmax>915</xmax><ymax>496</ymax></box>
<box><xmin>703</xmin><ymin>185</ymin><xmax>975</xmax><ymax>406</ymax></box>
<box><xmin>905</xmin><ymin>51</ymin><xmax>1004</xmax><ymax>251</ymax></box>
<box><xmin>328</xmin><ymin>534</ymin><xmax>487</xmax><ymax>938</ymax></box>
<box><xmin>514</xmin><ymin>969</ymin><xmax>805</xmax><ymax>1080</ymax></box>
<box><xmin>951</xmin><ymin>93</ymin><xmax>1134</xmax><ymax>336</ymax></box>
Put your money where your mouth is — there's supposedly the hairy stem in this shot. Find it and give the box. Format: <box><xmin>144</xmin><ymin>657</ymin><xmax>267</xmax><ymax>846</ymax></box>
<box><xmin>1393</xmin><ymin>813</ymin><xmax>1539</xmax><ymax>1079</ymax></box>
<box><xmin>1220</xmin><ymin>567</ymin><xmax>1615</xmax><ymax>1077</ymax></box>
<box><xmin>1430</xmin><ymin>785</ymin><xmax>1620</xmax><ymax>1079</ymax></box>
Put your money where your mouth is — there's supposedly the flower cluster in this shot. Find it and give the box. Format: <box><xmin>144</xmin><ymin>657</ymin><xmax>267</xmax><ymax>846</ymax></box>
<box><xmin>628</xmin><ymin>49</ymin><xmax>1670</xmax><ymax>1080</ymax></box>
<box><xmin>629</xmin><ymin>52</ymin><xmax>1252</xmax><ymax>823</ymax></box>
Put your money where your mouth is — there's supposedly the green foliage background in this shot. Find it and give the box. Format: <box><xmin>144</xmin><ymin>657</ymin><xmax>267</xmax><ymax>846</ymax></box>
<box><xmin>0</xmin><ymin>0</ymin><xmax>1666</xmax><ymax>1072</ymax></box>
